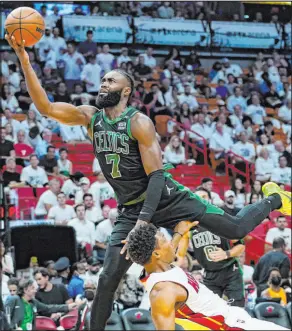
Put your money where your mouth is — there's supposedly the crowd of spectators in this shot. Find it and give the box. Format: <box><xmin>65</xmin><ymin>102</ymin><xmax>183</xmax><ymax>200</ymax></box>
<box><xmin>0</xmin><ymin>2</ymin><xmax>291</xmax><ymax>329</ymax></box>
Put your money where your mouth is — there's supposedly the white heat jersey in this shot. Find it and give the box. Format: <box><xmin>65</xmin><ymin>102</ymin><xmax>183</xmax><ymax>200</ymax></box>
<box><xmin>143</xmin><ymin>266</ymin><xmax>230</xmax><ymax>319</ymax></box>
<box><xmin>141</xmin><ymin>266</ymin><xmax>289</xmax><ymax>330</ymax></box>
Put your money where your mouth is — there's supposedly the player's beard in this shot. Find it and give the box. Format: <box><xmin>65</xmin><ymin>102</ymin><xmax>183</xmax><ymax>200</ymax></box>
<box><xmin>96</xmin><ymin>89</ymin><xmax>122</xmax><ymax>108</ymax></box>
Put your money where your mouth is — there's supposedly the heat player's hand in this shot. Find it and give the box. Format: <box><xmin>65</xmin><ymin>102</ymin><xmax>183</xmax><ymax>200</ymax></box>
<box><xmin>5</xmin><ymin>35</ymin><xmax>29</xmax><ymax>65</ymax></box>
<box><xmin>174</xmin><ymin>221</ymin><xmax>199</xmax><ymax>237</ymax></box>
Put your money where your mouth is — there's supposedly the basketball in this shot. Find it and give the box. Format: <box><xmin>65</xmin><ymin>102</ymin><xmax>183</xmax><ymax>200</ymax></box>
<box><xmin>5</xmin><ymin>7</ymin><xmax>45</xmax><ymax>47</ymax></box>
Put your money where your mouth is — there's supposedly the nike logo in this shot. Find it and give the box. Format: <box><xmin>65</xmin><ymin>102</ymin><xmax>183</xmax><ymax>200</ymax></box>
<box><xmin>95</xmin><ymin>120</ymin><xmax>102</xmax><ymax>127</ymax></box>
<box><xmin>166</xmin><ymin>185</ymin><xmax>174</xmax><ymax>195</ymax></box>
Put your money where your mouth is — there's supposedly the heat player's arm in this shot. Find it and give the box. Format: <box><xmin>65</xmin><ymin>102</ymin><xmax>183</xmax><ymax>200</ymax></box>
<box><xmin>131</xmin><ymin>113</ymin><xmax>164</xmax><ymax>222</ymax></box>
<box><xmin>20</xmin><ymin>60</ymin><xmax>97</xmax><ymax>126</ymax></box>
<box><xmin>150</xmin><ymin>282</ymin><xmax>187</xmax><ymax>331</ymax></box>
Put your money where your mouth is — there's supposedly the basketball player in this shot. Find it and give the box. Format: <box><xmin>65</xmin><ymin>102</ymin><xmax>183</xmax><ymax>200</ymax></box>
<box><xmin>6</xmin><ymin>35</ymin><xmax>291</xmax><ymax>331</ymax></box>
<box><xmin>128</xmin><ymin>223</ymin><xmax>289</xmax><ymax>330</ymax></box>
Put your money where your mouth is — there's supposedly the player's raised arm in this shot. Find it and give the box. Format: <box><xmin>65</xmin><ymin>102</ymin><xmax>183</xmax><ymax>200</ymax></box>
<box><xmin>5</xmin><ymin>35</ymin><xmax>95</xmax><ymax>126</ymax></box>
<box><xmin>150</xmin><ymin>282</ymin><xmax>187</xmax><ymax>330</ymax></box>
<box><xmin>130</xmin><ymin>113</ymin><xmax>164</xmax><ymax>225</ymax></box>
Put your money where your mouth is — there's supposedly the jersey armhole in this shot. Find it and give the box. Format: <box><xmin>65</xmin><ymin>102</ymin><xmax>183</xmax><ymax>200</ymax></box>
<box><xmin>88</xmin><ymin>112</ymin><xmax>99</xmax><ymax>140</ymax></box>
<box><xmin>127</xmin><ymin>111</ymin><xmax>138</xmax><ymax>140</ymax></box>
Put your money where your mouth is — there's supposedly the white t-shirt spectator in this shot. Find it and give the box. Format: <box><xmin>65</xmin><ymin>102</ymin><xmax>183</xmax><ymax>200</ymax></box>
<box><xmin>256</xmin><ymin>144</ymin><xmax>275</xmax><ymax>156</ymax></box>
<box><xmin>140</xmin><ymin>53</ymin><xmax>157</xmax><ymax>68</ymax></box>
<box><xmin>62</xmin><ymin>179</ymin><xmax>80</xmax><ymax>198</ymax></box>
<box><xmin>265</xmin><ymin>228</ymin><xmax>291</xmax><ymax>248</ymax></box>
<box><xmin>227</xmin><ymin>95</ymin><xmax>247</xmax><ymax>113</ymax></box>
<box><xmin>81</xmin><ymin>62</ymin><xmax>102</xmax><ymax>93</ymax></box>
<box><xmin>48</xmin><ymin>204</ymin><xmax>76</xmax><ymax>223</ymax></box>
<box><xmin>245</xmin><ymin>105</ymin><xmax>267</xmax><ymax>125</ymax></box>
<box><xmin>96</xmin><ymin>53</ymin><xmax>115</xmax><ymax>73</ymax></box>
<box><xmin>163</xmin><ymin>146</ymin><xmax>185</xmax><ymax>165</ymax></box>
<box><xmin>211</xmin><ymin>192</ymin><xmax>224</xmax><ymax>207</ymax></box>
<box><xmin>95</xmin><ymin>219</ymin><xmax>113</xmax><ymax>244</ymax></box>
<box><xmin>57</xmin><ymin>159</ymin><xmax>72</xmax><ymax>174</ymax></box>
<box><xmin>1</xmin><ymin>96</ymin><xmax>19</xmax><ymax>113</ymax></box>
<box><xmin>35</xmin><ymin>35</ymin><xmax>54</xmax><ymax>62</ymax></box>
<box><xmin>234</xmin><ymin>193</ymin><xmax>246</xmax><ymax>209</ymax></box>
<box><xmin>86</xmin><ymin>207</ymin><xmax>103</xmax><ymax>224</ymax></box>
<box><xmin>268</xmin><ymin>66</ymin><xmax>280</xmax><ymax>83</ymax></box>
<box><xmin>59</xmin><ymin>124</ymin><xmax>87</xmax><ymax>143</ymax></box>
<box><xmin>1</xmin><ymin>117</ymin><xmax>22</xmax><ymax>133</ymax></box>
<box><xmin>117</xmin><ymin>55</ymin><xmax>132</xmax><ymax>67</ymax></box>
<box><xmin>210</xmin><ymin>131</ymin><xmax>233</xmax><ymax>159</ymax></box>
<box><xmin>189</xmin><ymin>123</ymin><xmax>212</xmax><ymax>141</ymax></box>
<box><xmin>51</xmin><ymin>36</ymin><xmax>67</xmax><ymax>60</ymax></box>
<box><xmin>178</xmin><ymin>94</ymin><xmax>199</xmax><ymax>111</ymax></box>
<box><xmin>20</xmin><ymin>165</ymin><xmax>48</xmax><ymax>187</ymax></box>
<box><xmin>41</xmin><ymin>49</ymin><xmax>57</xmax><ymax>70</ymax></box>
<box><xmin>242</xmin><ymin>264</ymin><xmax>254</xmax><ymax>284</ymax></box>
<box><xmin>62</xmin><ymin>52</ymin><xmax>86</xmax><ymax>80</ymax></box>
<box><xmin>270</xmin><ymin>167</ymin><xmax>291</xmax><ymax>184</ymax></box>
<box><xmin>90</xmin><ymin>181</ymin><xmax>115</xmax><ymax>203</ymax></box>
<box><xmin>226</xmin><ymin>64</ymin><xmax>243</xmax><ymax>78</ymax></box>
<box><xmin>278</xmin><ymin>104</ymin><xmax>291</xmax><ymax>122</ymax></box>
<box><xmin>255</xmin><ymin>157</ymin><xmax>274</xmax><ymax>180</ymax></box>
<box><xmin>232</xmin><ymin>141</ymin><xmax>256</xmax><ymax>162</ymax></box>
<box><xmin>35</xmin><ymin>190</ymin><xmax>58</xmax><ymax>216</ymax></box>
<box><xmin>68</xmin><ymin>218</ymin><xmax>95</xmax><ymax>246</ymax></box>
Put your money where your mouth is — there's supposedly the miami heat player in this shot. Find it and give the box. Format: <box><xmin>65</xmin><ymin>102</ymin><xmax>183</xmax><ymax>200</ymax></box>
<box><xmin>128</xmin><ymin>223</ymin><xmax>288</xmax><ymax>330</ymax></box>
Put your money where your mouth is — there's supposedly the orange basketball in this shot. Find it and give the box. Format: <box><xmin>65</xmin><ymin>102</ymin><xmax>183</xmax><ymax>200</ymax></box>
<box><xmin>5</xmin><ymin>7</ymin><xmax>45</xmax><ymax>47</ymax></box>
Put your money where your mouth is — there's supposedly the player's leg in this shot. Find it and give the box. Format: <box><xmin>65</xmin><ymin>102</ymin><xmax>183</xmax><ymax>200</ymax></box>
<box><xmin>203</xmin><ymin>270</ymin><xmax>224</xmax><ymax>298</ymax></box>
<box><xmin>90</xmin><ymin>245</ymin><xmax>132</xmax><ymax>330</ymax></box>
<box><xmin>223</xmin><ymin>265</ymin><xmax>245</xmax><ymax>307</ymax></box>
<box><xmin>199</xmin><ymin>195</ymin><xmax>282</xmax><ymax>239</ymax></box>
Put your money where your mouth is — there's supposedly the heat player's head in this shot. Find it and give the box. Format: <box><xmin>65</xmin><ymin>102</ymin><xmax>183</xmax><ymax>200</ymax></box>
<box><xmin>127</xmin><ymin>224</ymin><xmax>176</xmax><ymax>266</ymax></box>
<box><xmin>96</xmin><ymin>69</ymin><xmax>134</xmax><ymax>108</ymax></box>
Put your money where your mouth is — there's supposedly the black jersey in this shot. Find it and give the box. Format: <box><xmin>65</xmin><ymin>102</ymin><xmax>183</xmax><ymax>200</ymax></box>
<box><xmin>89</xmin><ymin>106</ymin><xmax>148</xmax><ymax>205</ymax></box>
<box><xmin>191</xmin><ymin>227</ymin><xmax>240</xmax><ymax>271</ymax></box>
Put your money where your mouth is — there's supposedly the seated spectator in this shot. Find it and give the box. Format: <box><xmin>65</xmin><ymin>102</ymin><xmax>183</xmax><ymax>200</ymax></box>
<box><xmin>216</xmin><ymin>79</ymin><xmax>229</xmax><ymax>99</ymax></box>
<box><xmin>3</xmin><ymin>157</ymin><xmax>24</xmax><ymax>189</ymax></box>
<box><xmin>227</xmin><ymin>86</ymin><xmax>247</xmax><ymax>113</ymax></box>
<box><xmin>211</xmin><ymin>113</ymin><xmax>233</xmax><ymax>136</ymax></box>
<box><xmin>1</xmin><ymin>84</ymin><xmax>19</xmax><ymax>113</ymax></box>
<box><xmin>50</xmin><ymin>26</ymin><xmax>66</xmax><ymax>60</ymax></box>
<box><xmin>164</xmin><ymin>48</ymin><xmax>183</xmax><ymax>74</ymax></box>
<box><xmin>178</xmin><ymin>85</ymin><xmax>199</xmax><ymax>111</ymax></box>
<box><xmin>96</xmin><ymin>44</ymin><xmax>115</xmax><ymax>74</ymax></box>
<box><xmin>163</xmin><ymin>135</ymin><xmax>186</xmax><ymax>166</ymax></box>
<box><xmin>78</xmin><ymin>30</ymin><xmax>98</xmax><ymax>59</ymax></box>
<box><xmin>62</xmin><ymin>171</ymin><xmax>84</xmax><ymax>198</ymax></box>
<box><xmin>39</xmin><ymin>145</ymin><xmax>58</xmax><ymax>176</ymax></box>
<box><xmin>221</xmin><ymin>57</ymin><xmax>243</xmax><ymax>79</ymax></box>
<box><xmin>54</xmin><ymin>81</ymin><xmax>70</xmax><ymax>103</ymax></box>
<box><xmin>94</xmin><ymin>208</ymin><xmax>117</xmax><ymax>262</ymax></box>
<box><xmin>117</xmin><ymin>47</ymin><xmax>132</xmax><ymax>67</ymax></box>
<box><xmin>20</xmin><ymin>154</ymin><xmax>48</xmax><ymax>187</ymax></box>
<box><xmin>200</xmin><ymin>177</ymin><xmax>224</xmax><ymax>207</ymax></box>
<box><xmin>184</xmin><ymin>50</ymin><xmax>201</xmax><ymax>73</ymax></box>
<box><xmin>51</xmin><ymin>257</ymin><xmax>70</xmax><ymax>286</ymax></box>
<box><xmin>0</xmin><ymin>126</ymin><xmax>15</xmax><ymax>168</ymax></box>
<box><xmin>84</xmin><ymin>257</ymin><xmax>101</xmax><ymax>287</ymax></box>
<box><xmin>232</xmin><ymin>131</ymin><xmax>256</xmax><ymax>172</ymax></box>
<box><xmin>237</xmin><ymin>116</ymin><xmax>254</xmax><ymax>141</ymax></box>
<box><xmin>7</xmin><ymin>64</ymin><xmax>21</xmax><ymax>92</ymax></box>
<box><xmin>255</xmin><ymin>148</ymin><xmax>274</xmax><ymax>182</ymax></box>
<box><xmin>59</xmin><ymin>124</ymin><xmax>88</xmax><ymax>143</ymax></box>
<box><xmin>7</xmin><ymin>278</ymin><xmax>19</xmax><ymax>297</ymax></box>
<box><xmin>231</xmin><ymin>177</ymin><xmax>246</xmax><ymax>209</ymax></box>
<box><xmin>226</xmin><ymin>74</ymin><xmax>238</xmax><ymax>95</ymax></box>
<box><xmin>134</xmin><ymin>55</ymin><xmax>152</xmax><ymax>81</ymax></box>
<box><xmin>34</xmin><ymin>267</ymin><xmax>72</xmax><ymax>309</ymax></box>
<box><xmin>229</xmin><ymin>105</ymin><xmax>243</xmax><ymax>131</ymax></box>
<box><xmin>189</xmin><ymin>113</ymin><xmax>212</xmax><ymax>146</ymax></box>
<box><xmin>264</xmin><ymin>82</ymin><xmax>283</xmax><ymax>109</ymax></box>
<box><xmin>1</xmin><ymin>108</ymin><xmax>22</xmax><ymax>133</ymax></box>
<box><xmin>246</xmin><ymin>180</ymin><xmax>264</xmax><ymax>203</ymax></box>
<box><xmin>245</xmin><ymin>94</ymin><xmax>267</xmax><ymax>125</ymax></box>
<box><xmin>75</xmin><ymin>177</ymin><xmax>92</xmax><ymax>204</ymax></box>
<box><xmin>68</xmin><ymin>204</ymin><xmax>95</xmax><ymax>247</ymax></box>
<box><xmin>261</xmin><ymin>267</ymin><xmax>287</xmax><ymax>306</ymax></box>
<box><xmin>253</xmin><ymin>237</ymin><xmax>290</xmax><ymax>296</ymax></box>
<box><xmin>256</xmin><ymin>134</ymin><xmax>275</xmax><ymax>156</ymax></box>
<box><xmin>238</xmin><ymin>252</ymin><xmax>254</xmax><ymax>284</ymax></box>
<box><xmin>83</xmin><ymin>193</ymin><xmax>102</xmax><ymax>225</ymax></box>
<box><xmin>222</xmin><ymin>190</ymin><xmax>241</xmax><ymax>216</ymax></box>
<box><xmin>278</xmin><ymin>99</ymin><xmax>291</xmax><ymax>136</ymax></box>
<box><xmin>14</xmin><ymin>130</ymin><xmax>34</xmax><ymax>164</ymax></box>
<box><xmin>42</xmin><ymin>66</ymin><xmax>62</xmax><ymax>91</ymax></box>
<box><xmin>265</xmin><ymin>216</ymin><xmax>291</xmax><ymax>254</ymax></box>
<box><xmin>140</xmin><ymin>47</ymin><xmax>156</xmax><ymax>68</ymax></box>
<box><xmin>67</xmin><ymin>263</ymin><xmax>86</xmax><ymax>300</ymax></box>
<box><xmin>5</xmin><ymin>279</ymin><xmax>76</xmax><ymax>329</ymax></box>
<box><xmin>70</xmin><ymin>84</ymin><xmax>93</xmax><ymax>106</ymax></box>
<box><xmin>90</xmin><ymin>172</ymin><xmax>115</xmax><ymax>204</ymax></box>
<box><xmin>4</xmin><ymin>123</ymin><xmax>16</xmax><ymax>142</ymax></box>
<box><xmin>35</xmin><ymin>129</ymin><xmax>54</xmax><ymax>158</ymax></box>
<box><xmin>81</xmin><ymin>55</ymin><xmax>101</xmax><ymax>94</ymax></box>
<box><xmin>48</xmin><ymin>192</ymin><xmax>76</xmax><ymax>225</ymax></box>
<box><xmin>271</xmin><ymin>155</ymin><xmax>291</xmax><ymax>185</ymax></box>
<box><xmin>272</xmin><ymin>140</ymin><xmax>291</xmax><ymax>167</ymax></box>
<box><xmin>34</xmin><ymin>178</ymin><xmax>60</xmax><ymax>218</ymax></box>
<box><xmin>21</xmin><ymin>109</ymin><xmax>44</xmax><ymax>135</ymax></box>
<box><xmin>209</xmin><ymin>122</ymin><xmax>233</xmax><ymax>160</ymax></box>
<box><xmin>15</xmin><ymin>80</ymin><xmax>32</xmax><ymax>113</ymax></box>
<box><xmin>158</xmin><ymin>2</ymin><xmax>174</xmax><ymax>18</ymax></box>
<box><xmin>1</xmin><ymin>240</ymin><xmax>14</xmax><ymax>277</ymax></box>
<box><xmin>57</xmin><ymin>147</ymin><xmax>72</xmax><ymax>178</ymax></box>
